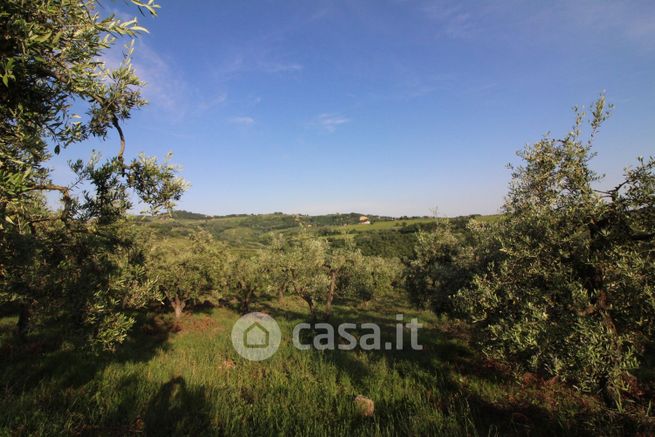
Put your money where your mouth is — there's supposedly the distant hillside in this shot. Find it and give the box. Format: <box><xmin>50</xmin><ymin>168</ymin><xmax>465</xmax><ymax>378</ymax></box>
<box><xmin>137</xmin><ymin>211</ymin><xmax>499</xmax><ymax>258</ymax></box>
<box><xmin>169</xmin><ymin>210</ymin><xmax>212</xmax><ymax>220</ymax></box>
<box><xmin>302</xmin><ymin>212</ymin><xmax>394</xmax><ymax>226</ymax></box>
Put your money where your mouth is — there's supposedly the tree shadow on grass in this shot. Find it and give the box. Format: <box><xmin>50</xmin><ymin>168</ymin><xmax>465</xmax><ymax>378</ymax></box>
<box><xmin>0</xmin><ymin>310</ymin><xmax>185</xmax><ymax>435</ymax></box>
<box><xmin>256</xmin><ymin>298</ymin><xmax>510</xmax><ymax>391</ymax></box>
<box><xmin>281</xmin><ymin>307</ymin><xmax>646</xmax><ymax>436</ymax></box>
<box><xmin>0</xmin><ymin>310</ymin><xmax>174</xmax><ymax>400</ymax></box>
<box><xmin>143</xmin><ymin>376</ymin><xmax>214</xmax><ymax>436</ymax></box>
<box><xmin>461</xmin><ymin>391</ymin><xmax>654</xmax><ymax>437</ymax></box>
<box><xmin>257</xmin><ymin>300</ymin><xmax>311</xmax><ymax>324</ymax></box>
<box><xmin>73</xmin><ymin>375</ymin><xmax>215</xmax><ymax>436</ymax></box>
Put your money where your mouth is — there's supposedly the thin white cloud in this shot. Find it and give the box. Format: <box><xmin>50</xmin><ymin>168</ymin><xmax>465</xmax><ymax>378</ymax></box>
<box><xmin>228</xmin><ymin>116</ymin><xmax>255</xmax><ymax>126</ymax></box>
<box><xmin>213</xmin><ymin>46</ymin><xmax>303</xmax><ymax>84</ymax></box>
<box><xmin>264</xmin><ymin>62</ymin><xmax>303</xmax><ymax>73</ymax></box>
<box><xmin>197</xmin><ymin>93</ymin><xmax>228</xmax><ymax>111</ymax></box>
<box><xmin>131</xmin><ymin>42</ymin><xmax>189</xmax><ymax>115</ymax></box>
<box><xmin>551</xmin><ymin>0</ymin><xmax>655</xmax><ymax>51</ymax></box>
<box><xmin>422</xmin><ymin>1</ymin><xmax>478</xmax><ymax>40</ymax></box>
<box><xmin>314</xmin><ymin>113</ymin><xmax>351</xmax><ymax>132</ymax></box>
<box><xmin>421</xmin><ymin>0</ymin><xmax>655</xmax><ymax>50</ymax></box>
<box><xmin>400</xmin><ymin>73</ymin><xmax>457</xmax><ymax>99</ymax></box>
<box><xmin>99</xmin><ymin>35</ymin><xmax>225</xmax><ymax>120</ymax></box>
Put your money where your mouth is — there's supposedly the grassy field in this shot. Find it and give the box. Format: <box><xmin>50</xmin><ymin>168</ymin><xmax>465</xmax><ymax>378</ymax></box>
<box><xmin>0</xmin><ymin>293</ymin><xmax>644</xmax><ymax>436</ymax></box>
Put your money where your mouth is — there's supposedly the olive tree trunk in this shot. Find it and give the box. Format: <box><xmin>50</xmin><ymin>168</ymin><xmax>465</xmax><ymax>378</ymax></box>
<box><xmin>16</xmin><ymin>302</ymin><xmax>31</xmax><ymax>341</ymax></box>
<box><xmin>172</xmin><ymin>295</ymin><xmax>186</xmax><ymax>320</ymax></box>
<box><xmin>325</xmin><ymin>270</ymin><xmax>337</xmax><ymax>320</ymax></box>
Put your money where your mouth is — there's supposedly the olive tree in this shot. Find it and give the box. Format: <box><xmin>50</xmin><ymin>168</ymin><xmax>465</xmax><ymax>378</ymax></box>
<box><xmin>280</xmin><ymin>236</ymin><xmax>331</xmax><ymax>319</ymax></box>
<box><xmin>148</xmin><ymin>231</ymin><xmax>221</xmax><ymax>320</ymax></box>
<box><xmin>405</xmin><ymin>219</ymin><xmax>498</xmax><ymax>315</ymax></box>
<box><xmin>264</xmin><ymin>234</ymin><xmax>291</xmax><ymax>302</ymax></box>
<box><xmin>0</xmin><ymin>0</ymin><xmax>186</xmax><ymax>349</ymax></box>
<box><xmin>323</xmin><ymin>243</ymin><xmax>364</xmax><ymax>318</ymax></box>
<box><xmin>348</xmin><ymin>255</ymin><xmax>403</xmax><ymax>307</ymax></box>
<box><xmin>274</xmin><ymin>234</ymin><xmax>402</xmax><ymax>319</ymax></box>
<box><xmin>225</xmin><ymin>252</ymin><xmax>271</xmax><ymax>314</ymax></box>
<box><xmin>455</xmin><ymin>97</ymin><xmax>655</xmax><ymax>401</ymax></box>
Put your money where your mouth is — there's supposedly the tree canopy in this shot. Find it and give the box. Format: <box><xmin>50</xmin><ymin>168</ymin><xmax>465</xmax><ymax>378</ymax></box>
<box><xmin>454</xmin><ymin>97</ymin><xmax>655</xmax><ymax>401</ymax></box>
<box><xmin>0</xmin><ymin>0</ymin><xmax>186</xmax><ymax>350</ymax></box>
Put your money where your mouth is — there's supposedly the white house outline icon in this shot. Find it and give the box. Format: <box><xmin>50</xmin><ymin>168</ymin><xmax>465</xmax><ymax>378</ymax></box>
<box><xmin>244</xmin><ymin>321</ymin><xmax>269</xmax><ymax>348</ymax></box>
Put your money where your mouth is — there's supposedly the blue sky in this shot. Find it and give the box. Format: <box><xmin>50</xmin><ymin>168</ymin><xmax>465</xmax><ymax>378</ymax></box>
<box><xmin>55</xmin><ymin>0</ymin><xmax>655</xmax><ymax>216</ymax></box>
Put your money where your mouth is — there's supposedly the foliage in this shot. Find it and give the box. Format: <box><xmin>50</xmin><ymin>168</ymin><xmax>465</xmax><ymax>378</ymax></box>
<box><xmin>343</xmin><ymin>255</ymin><xmax>403</xmax><ymax>305</ymax></box>
<box><xmin>455</xmin><ymin>97</ymin><xmax>655</xmax><ymax>400</ymax></box>
<box><xmin>269</xmin><ymin>234</ymin><xmax>401</xmax><ymax>318</ymax></box>
<box><xmin>275</xmin><ymin>235</ymin><xmax>331</xmax><ymax>318</ymax></box>
<box><xmin>225</xmin><ymin>251</ymin><xmax>271</xmax><ymax>313</ymax></box>
<box><xmin>351</xmin><ymin>230</ymin><xmax>417</xmax><ymax>258</ymax></box>
<box><xmin>0</xmin><ymin>219</ymin><xmax>159</xmax><ymax>351</ymax></box>
<box><xmin>0</xmin><ymin>0</ymin><xmax>186</xmax><ymax>349</ymax></box>
<box><xmin>170</xmin><ymin>210</ymin><xmax>212</xmax><ymax>220</ymax></box>
<box><xmin>321</xmin><ymin>241</ymin><xmax>369</xmax><ymax>317</ymax></box>
<box><xmin>263</xmin><ymin>233</ymin><xmax>292</xmax><ymax>302</ymax></box>
<box><xmin>148</xmin><ymin>231</ymin><xmax>224</xmax><ymax>319</ymax></box>
<box><xmin>305</xmin><ymin>212</ymin><xmax>392</xmax><ymax>227</ymax></box>
<box><xmin>405</xmin><ymin>220</ymin><xmax>498</xmax><ymax>315</ymax></box>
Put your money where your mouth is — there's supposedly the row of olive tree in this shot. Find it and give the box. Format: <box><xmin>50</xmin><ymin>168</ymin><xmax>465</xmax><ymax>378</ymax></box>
<box><xmin>146</xmin><ymin>231</ymin><xmax>402</xmax><ymax>321</ymax></box>
<box><xmin>266</xmin><ymin>233</ymin><xmax>403</xmax><ymax>319</ymax></box>
<box><xmin>406</xmin><ymin>97</ymin><xmax>654</xmax><ymax>403</ymax></box>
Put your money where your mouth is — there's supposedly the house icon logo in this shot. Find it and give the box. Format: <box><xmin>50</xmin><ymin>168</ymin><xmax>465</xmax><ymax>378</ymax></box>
<box><xmin>244</xmin><ymin>322</ymin><xmax>269</xmax><ymax>348</ymax></box>
<box><xmin>231</xmin><ymin>312</ymin><xmax>281</xmax><ymax>361</ymax></box>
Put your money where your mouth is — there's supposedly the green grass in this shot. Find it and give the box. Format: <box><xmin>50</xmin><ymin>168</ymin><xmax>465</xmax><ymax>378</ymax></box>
<box><xmin>1</xmin><ymin>295</ymin><xmax>649</xmax><ymax>436</ymax></box>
